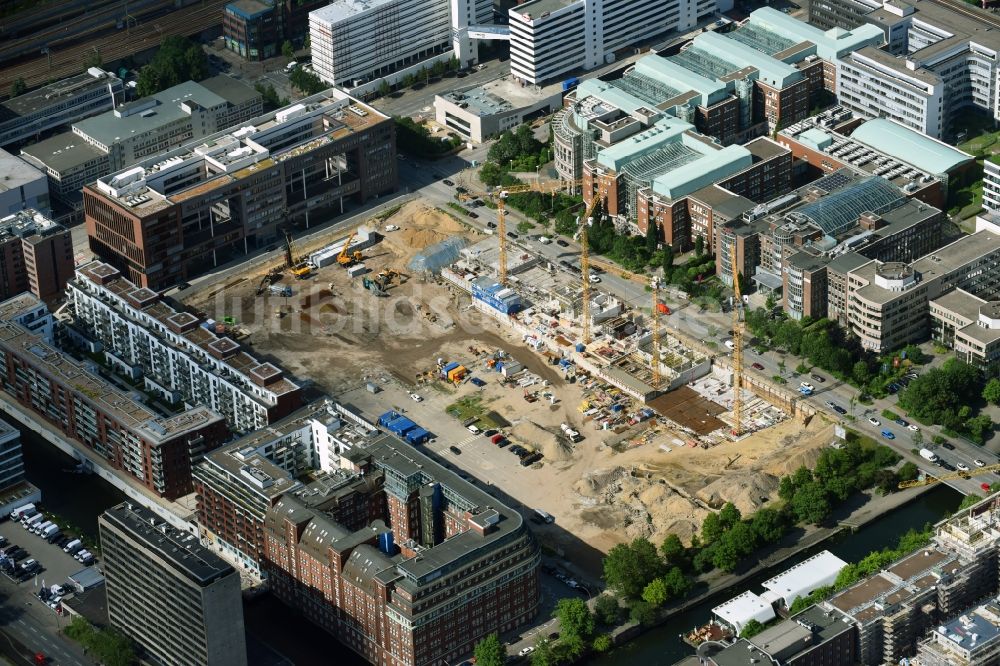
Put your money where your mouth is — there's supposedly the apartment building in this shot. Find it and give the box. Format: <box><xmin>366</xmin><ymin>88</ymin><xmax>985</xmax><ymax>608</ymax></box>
<box><xmin>254</xmin><ymin>409</ymin><xmax>540</xmax><ymax>666</ymax></box>
<box><xmin>508</xmin><ymin>0</ymin><xmax>728</xmax><ymax>86</ymax></box>
<box><xmin>930</xmin><ymin>290</ymin><xmax>1000</xmax><ymax>377</ymax></box>
<box><xmin>715</xmin><ymin>168</ymin><xmax>945</xmax><ymax>315</ymax></box>
<box><xmin>309</xmin><ymin>0</ymin><xmax>492</xmax><ymax>88</ymax></box>
<box><xmin>100</xmin><ymin>502</ymin><xmax>247</xmax><ymax>666</ymax></box>
<box><xmin>0</xmin><ymin>69</ymin><xmax>123</xmax><ymax>149</ymax></box>
<box><xmin>68</xmin><ymin>262</ymin><xmax>302</xmax><ymax>433</ymax></box>
<box><xmin>832</xmin><ymin>0</ymin><xmax>1000</xmax><ymax>140</ymax></box>
<box><xmin>553</xmin><ymin>8</ymin><xmax>883</xmax><ymax>182</ymax></box>
<box><xmin>913</xmin><ymin>599</ymin><xmax>1000</xmax><ymax>666</ymax></box>
<box><xmin>0</xmin><ymin>210</ymin><xmax>74</xmax><ymax>303</ymax></box>
<box><xmin>844</xmin><ymin>230</ymin><xmax>1000</xmax><ymax>351</ymax></box>
<box><xmin>0</xmin><ymin>420</ymin><xmax>25</xmax><ymax>494</ymax></box>
<box><xmin>0</xmin><ymin>149</ymin><xmax>49</xmax><ymax>217</ymax></box>
<box><xmin>982</xmin><ymin>158</ymin><xmax>1000</xmax><ymax>217</ymax></box>
<box><xmin>83</xmin><ymin>89</ymin><xmax>397</xmax><ymax>290</ymax></box>
<box><xmin>777</xmin><ymin>111</ymin><xmax>975</xmax><ymax>211</ymax></box>
<box><xmin>0</xmin><ymin>294</ymin><xmax>227</xmax><ymax>499</ymax></box>
<box><xmin>19</xmin><ymin>77</ymin><xmax>262</xmax><ymax>218</ymax></box>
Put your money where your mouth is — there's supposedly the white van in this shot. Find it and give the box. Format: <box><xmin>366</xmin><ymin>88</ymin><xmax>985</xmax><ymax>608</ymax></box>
<box><xmin>538</xmin><ymin>236</ymin><xmax>551</xmax><ymax>245</ymax></box>
<box><xmin>285</xmin><ymin>61</ymin><xmax>298</xmax><ymax>72</ymax></box>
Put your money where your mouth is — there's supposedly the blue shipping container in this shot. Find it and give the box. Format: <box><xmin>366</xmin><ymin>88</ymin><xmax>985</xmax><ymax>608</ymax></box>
<box><xmin>575</xmin><ymin>343</ymin><xmax>585</xmax><ymax>352</ymax></box>
<box><xmin>387</xmin><ymin>417</ymin><xmax>417</xmax><ymax>436</ymax></box>
<box><xmin>562</xmin><ymin>77</ymin><xmax>579</xmax><ymax>91</ymax></box>
<box><xmin>378</xmin><ymin>411</ymin><xmax>400</xmax><ymax>427</ymax></box>
<box><xmin>443</xmin><ymin>362</ymin><xmax>460</xmax><ymax>373</ymax></box>
<box><xmin>406</xmin><ymin>427</ymin><xmax>431</xmax><ymax>445</ymax></box>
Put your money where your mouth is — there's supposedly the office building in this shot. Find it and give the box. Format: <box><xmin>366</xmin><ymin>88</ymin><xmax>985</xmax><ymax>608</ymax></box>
<box><xmin>707</xmin><ymin>605</ymin><xmax>857</xmax><ymax>666</ymax></box>
<box><xmin>20</xmin><ymin>77</ymin><xmax>262</xmax><ymax>218</ymax></box>
<box><xmin>554</xmin><ymin>8</ymin><xmax>883</xmax><ymax>181</ymax></box>
<box><xmin>715</xmin><ymin>168</ymin><xmax>944</xmax><ymax>317</ymax></box>
<box><xmin>0</xmin><ymin>149</ymin><xmax>49</xmax><ymax>217</ymax></box>
<box><xmin>435</xmin><ymin>79</ymin><xmax>564</xmax><ymax>144</ymax></box>
<box><xmin>777</xmin><ymin>111</ymin><xmax>975</xmax><ymax>211</ymax></box>
<box><xmin>309</xmin><ymin>0</ymin><xmax>493</xmax><ymax>89</ymax></box>
<box><xmin>0</xmin><ymin>294</ymin><xmax>227</xmax><ymax>499</ymax></box>
<box><xmin>100</xmin><ymin>502</ymin><xmax>247</xmax><ymax>666</ymax></box>
<box><xmin>930</xmin><ymin>290</ymin><xmax>1000</xmax><ymax>377</ymax></box>
<box><xmin>0</xmin><ymin>420</ymin><xmax>25</xmax><ymax>493</ymax></box>
<box><xmin>0</xmin><ymin>209</ymin><xmax>74</xmax><ymax>303</ymax></box>
<box><xmin>508</xmin><ymin>0</ymin><xmax>731</xmax><ymax>86</ymax></box>
<box><xmin>251</xmin><ymin>405</ymin><xmax>540</xmax><ymax>666</ymax></box>
<box><xmin>83</xmin><ymin>89</ymin><xmax>397</xmax><ymax>290</ymax></box>
<box><xmin>830</xmin><ymin>0</ymin><xmax>1000</xmax><ymax>140</ymax></box>
<box><xmin>0</xmin><ymin>69</ymin><xmax>123</xmax><ymax>149</ymax></box>
<box><xmin>224</xmin><ymin>0</ymin><xmax>327</xmax><ymax>61</ymax></box>
<box><xmin>68</xmin><ymin>262</ymin><xmax>302</xmax><ymax>433</ymax></box>
<box><xmin>842</xmin><ymin>230</ymin><xmax>1000</xmax><ymax>351</ymax></box>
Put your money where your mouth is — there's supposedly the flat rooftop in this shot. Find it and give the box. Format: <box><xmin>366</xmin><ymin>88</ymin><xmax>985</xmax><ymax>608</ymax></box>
<box><xmin>101</xmin><ymin>503</ymin><xmax>235</xmax><ymax>586</ymax></box>
<box><xmin>1</xmin><ymin>70</ymin><xmax>118</xmax><ymax>120</ymax></box>
<box><xmin>0</xmin><ymin>148</ymin><xmax>44</xmax><ymax>190</ymax></box>
<box><xmin>846</xmin><ymin>46</ymin><xmax>941</xmax><ymax>86</ymax></box>
<box><xmin>512</xmin><ymin>0</ymin><xmax>577</xmax><ymax>18</ymax></box>
<box><xmin>931</xmin><ymin>288</ymin><xmax>986</xmax><ymax>322</ymax></box>
<box><xmin>440</xmin><ymin>78</ymin><xmax>561</xmax><ymax>117</ymax></box>
<box><xmin>19</xmin><ymin>131</ymin><xmax>108</xmax><ymax>174</ymax></box>
<box><xmin>311</xmin><ymin>0</ymin><xmax>406</xmax><ymax>25</ymax></box>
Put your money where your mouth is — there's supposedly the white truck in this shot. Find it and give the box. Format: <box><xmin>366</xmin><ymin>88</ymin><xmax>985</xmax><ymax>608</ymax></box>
<box><xmin>41</xmin><ymin>524</ymin><xmax>60</xmax><ymax>542</ymax></box>
<box><xmin>32</xmin><ymin>520</ymin><xmax>51</xmax><ymax>535</ymax></box>
<box><xmin>9</xmin><ymin>503</ymin><xmax>35</xmax><ymax>521</ymax></box>
<box><xmin>63</xmin><ymin>539</ymin><xmax>82</xmax><ymax>554</ymax></box>
<box><xmin>22</xmin><ymin>513</ymin><xmax>42</xmax><ymax>529</ymax></box>
<box><xmin>560</xmin><ymin>423</ymin><xmax>581</xmax><ymax>442</ymax></box>
<box><xmin>919</xmin><ymin>448</ymin><xmax>940</xmax><ymax>463</ymax></box>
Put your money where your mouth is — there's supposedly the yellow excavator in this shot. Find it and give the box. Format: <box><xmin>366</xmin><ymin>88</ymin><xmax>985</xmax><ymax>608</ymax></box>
<box><xmin>337</xmin><ymin>229</ymin><xmax>364</xmax><ymax>267</ymax></box>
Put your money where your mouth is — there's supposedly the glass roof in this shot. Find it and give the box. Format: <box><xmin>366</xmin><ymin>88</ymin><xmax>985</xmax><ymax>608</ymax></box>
<box><xmin>729</xmin><ymin>23</ymin><xmax>797</xmax><ymax>56</ymax></box>
<box><xmin>611</xmin><ymin>71</ymin><xmax>682</xmax><ymax>106</ymax></box>
<box><xmin>621</xmin><ymin>142</ymin><xmax>702</xmax><ymax>182</ymax></box>
<box><xmin>795</xmin><ymin>176</ymin><xmax>906</xmax><ymax>236</ymax></box>
<box><xmin>668</xmin><ymin>47</ymin><xmax>735</xmax><ymax>80</ymax></box>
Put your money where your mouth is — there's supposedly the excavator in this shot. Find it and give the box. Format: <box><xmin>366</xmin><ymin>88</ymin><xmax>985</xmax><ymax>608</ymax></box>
<box><xmin>336</xmin><ymin>229</ymin><xmax>364</xmax><ymax>267</ymax></box>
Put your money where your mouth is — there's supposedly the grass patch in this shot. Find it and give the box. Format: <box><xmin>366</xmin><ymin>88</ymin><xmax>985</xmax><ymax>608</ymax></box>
<box><xmin>882</xmin><ymin>409</ymin><xmax>900</xmax><ymax>421</ymax></box>
<box><xmin>375</xmin><ymin>204</ymin><xmax>403</xmax><ymax>222</ymax></box>
<box><xmin>446</xmin><ymin>395</ymin><xmax>499</xmax><ymax>429</ymax></box>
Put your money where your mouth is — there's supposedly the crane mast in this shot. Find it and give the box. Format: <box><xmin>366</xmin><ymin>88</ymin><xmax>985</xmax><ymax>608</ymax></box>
<box><xmin>651</xmin><ymin>276</ymin><xmax>661</xmax><ymax>388</ymax></box>
<box><xmin>730</xmin><ymin>244</ymin><xmax>744</xmax><ymax>437</ymax></box>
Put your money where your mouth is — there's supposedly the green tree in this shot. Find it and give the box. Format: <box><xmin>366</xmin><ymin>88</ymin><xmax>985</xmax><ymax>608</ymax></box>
<box><xmin>719</xmin><ymin>502</ymin><xmax>742</xmax><ymax>529</ymax></box>
<box><xmin>602</xmin><ymin>538</ymin><xmax>666</xmax><ymax>599</ymax></box>
<box><xmin>791</xmin><ymin>481</ymin><xmax>830</xmax><ymax>525</ymax></box>
<box><xmin>629</xmin><ymin>600</ymin><xmax>659</xmax><ymax>626</ymax></box>
<box><xmin>474</xmin><ymin>633</ymin><xmax>506</xmax><ymax>666</ymax></box>
<box><xmin>701</xmin><ymin>512</ymin><xmax>724</xmax><ymax>544</ymax></box>
<box><xmin>740</xmin><ymin>619</ymin><xmax>765</xmax><ymax>638</ymax></box>
<box><xmin>898</xmin><ymin>462</ymin><xmax>919</xmax><ymax>482</ymax></box>
<box><xmin>967</xmin><ymin>414</ymin><xmax>995</xmax><ymax>443</ymax></box>
<box><xmin>662</xmin><ymin>565</ymin><xmax>692</xmax><ymax>598</ymax></box>
<box><xmin>594</xmin><ymin>595</ymin><xmax>622</xmax><ymax>625</ymax></box>
<box><xmin>642</xmin><ymin>577</ymin><xmax>670</xmax><ymax>606</ymax></box>
<box><xmin>660</xmin><ymin>533</ymin><xmax>685</xmax><ymax>566</ymax></box>
<box><xmin>593</xmin><ymin>634</ymin><xmax>614</xmax><ymax>653</ymax></box>
<box><xmin>984</xmin><ymin>378</ymin><xmax>1000</xmax><ymax>405</ymax></box>
<box><xmin>9</xmin><ymin>77</ymin><xmax>27</xmax><ymax>98</ymax></box>
<box><xmin>661</xmin><ymin>244</ymin><xmax>674</xmax><ymax>280</ymax></box>
<box><xmin>378</xmin><ymin>80</ymin><xmax>391</xmax><ymax>97</ymax></box>
<box><xmin>135</xmin><ymin>35</ymin><xmax>208</xmax><ymax>97</ymax></box>
<box><xmin>645</xmin><ymin>221</ymin><xmax>659</xmax><ymax>255</ymax></box>
<box><xmin>531</xmin><ymin>639</ymin><xmax>554</xmax><ymax>666</ymax></box>
<box><xmin>84</xmin><ymin>48</ymin><xmax>102</xmax><ymax>69</ymax></box>
<box><xmin>304</xmin><ymin>33</ymin><xmax>310</xmax><ymax>49</ymax></box>
<box><xmin>288</xmin><ymin>66</ymin><xmax>326</xmax><ymax>95</ymax></box>
<box><xmin>281</xmin><ymin>40</ymin><xmax>295</xmax><ymax>58</ymax></box>
<box><xmin>958</xmin><ymin>493</ymin><xmax>984</xmax><ymax>511</ymax></box>
<box><xmin>554</xmin><ymin>597</ymin><xmax>595</xmax><ymax>643</ymax></box>
<box><xmin>898</xmin><ymin>359</ymin><xmax>982</xmax><ymax>431</ymax></box>
<box><xmin>694</xmin><ymin>234</ymin><xmax>704</xmax><ymax>257</ymax></box>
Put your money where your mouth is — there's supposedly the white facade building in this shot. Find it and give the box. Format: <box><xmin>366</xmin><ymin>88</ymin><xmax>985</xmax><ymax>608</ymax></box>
<box><xmin>508</xmin><ymin>0</ymin><xmax>726</xmax><ymax>85</ymax></box>
<box><xmin>67</xmin><ymin>262</ymin><xmax>301</xmax><ymax>434</ymax></box>
<box><xmin>310</xmin><ymin>0</ymin><xmax>492</xmax><ymax>88</ymax></box>
<box><xmin>984</xmin><ymin>159</ymin><xmax>1000</xmax><ymax>215</ymax></box>
<box><xmin>0</xmin><ymin>149</ymin><xmax>49</xmax><ymax>217</ymax></box>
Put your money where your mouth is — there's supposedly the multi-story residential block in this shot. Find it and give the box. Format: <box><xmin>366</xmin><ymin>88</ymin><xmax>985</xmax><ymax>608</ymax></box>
<box><xmin>99</xmin><ymin>502</ymin><xmax>247</xmax><ymax>666</ymax></box>
<box><xmin>0</xmin><ymin>294</ymin><xmax>228</xmax><ymax>499</ymax></box>
<box><xmin>224</xmin><ymin>0</ymin><xmax>327</xmax><ymax>61</ymax></box>
<box><xmin>0</xmin><ymin>69</ymin><xmax>123</xmax><ymax>149</ymax></box>
<box><xmin>831</xmin><ymin>0</ymin><xmax>1000</xmax><ymax>140</ymax></box>
<box><xmin>0</xmin><ymin>149</ymin><xmax>49</xmax><ymax>217</ymax></box>
<box><xmin>844</xmin><ymin>230</ymin><xmax>1000</xmax><ymax>351</ymax></box>
<box><xmin>0</xmin><ymin>420</ymin><xmax>25</xmax><ymax>493</ymax></box>
<box><xmin>68</xmin><ymin>262</ymin><xmax>302</xmax><ymax>433</ymax></box>
<box><xmin>930</xmin><ymin>289</ymin><xmax>1000</xmax><ymax>377</ymax></box>
<box><xmin>553</xmin><ymin>8</ymin><xmax>882</xmax><ymax>182</ymax></box>
<box><xmin>715</xmin><ymin>168</ymin><xmax>945</xmax><ymax>317</ymax></box>
<box><xmin>83</xmin><ymin>89</ymin><xmax>397</xmax><ymax>290</ymax></box>
<box><xmin>245</xmin><ymin>404</ymin><xmax>541</xmax><ymax>666</ymax></box>
<box><xmin>310</xmin><ymin>0</ymin><xmax>492</xmax><ymax>88</ymax></box>
<box><xmin>19</xmin><ymin>77</ymin><xmax>262</xmax><ymax>218</ymax></box>
<box><xmin>913</xmin><ymin>599</ymin><xmax>1000</xmax><ymax>666</ymax></box>
<box><xmin>0</xmin><ymin>209</ymin><xmax>74</xmax><ymax>303</ymax></box>
<box><xmin>707</xmin><ymin>605</ymin><xmax>857</xmax><ymax>666</ymax></box>
<box><xmin>777</xmin><ymin>111</ymin><xmax>975</xmax><ymax>211</ymax></box>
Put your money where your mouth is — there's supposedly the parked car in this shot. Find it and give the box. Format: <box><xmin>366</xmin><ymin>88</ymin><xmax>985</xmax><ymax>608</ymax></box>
<box><xmin>957</xmin><ymin>462</ymin><xmax>970</xmax><ymax>472</ymax></box>
<box><xmin>800</xmin><ymin>382</ymin><xmax>815</xmax><ymax>392</ymax></box>
<box><xmin>519</xmin><ymin>647</ymin><xmax>534</xmax><ymax>657</ymax></box>
<box><xmin>908</xmin><ymin>424</ymin><xmax>920</xmax><ymax>432</ymax></box>
<box><xmin>385</xmin><ymin>224</ymin><xmax>399</xmax><ymax>232</ymax></box>
<box><xmin>943</xmin><ymin>442</ymin><xmax>956</xmax><ymax>450</ymax></box>
<box><xmin>507</xmin><ymin>231</ymin><xmax>518</xmax><ymax>239</ymax></box>
<box><xmin>409</xmin><ymin>393</ymin><xmax>423</xmax><ymax>402</ymax></box>
<box><xmin>449</xmin><ymin>446</ymin><xmax>462</xmax><ymax>455</ymax></box>
<box><xmin>751</xmin><ymin>362</ymin><xmax>764</xmax><ymax>370</ymax></box>
<box><xmin>468</xmin><ymin>211</ymin><xmax>479</xmax><ymax>218</ymax></box>
<box><xmin>868</xmin><ymin>417</ymin><xmax>881</xmax><ymax>426</ymax></box>
<box><xmin>975</xmin><ymin>459</ymin><xmax>987</xmax><ymax>467</ymax></box>
<box><xmin>810</xmin><ymin>373</ymin><xmax>825</xmax><ymax>383</ymax></box>
<box><xmin>894</xmin><ymin>418</ymin><xmax>909</xmax><ymax>427</ymax></box>
<box><xmin>443</xmin><ymin>179</ymin><xmax>455</xmax><ymax>186</ymax></box>
<box><xmin>487</xmin><ymin>221</ymin><xmax>497</xmax><ymax>229</ymax></box>
<box><xmin>881</xmin><ymin>430</ymin><xmax>895</xmax><ymax>440</ymax></box>
<box><xmin>556</xmin><ymin>239</ymin><xmax>569</xmax><ymax>247</ymax></box>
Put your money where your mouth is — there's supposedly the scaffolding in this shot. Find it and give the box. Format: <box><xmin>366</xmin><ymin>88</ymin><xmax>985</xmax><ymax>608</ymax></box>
<box><xmin>729</xmin><ymin>23</ymin><xmax>797</xmax><ymax>56</ymax></box>
<box><xmin>612</xmin><ymin>71</ymin><xmax>683</xmax><ymax>106</ymax></box>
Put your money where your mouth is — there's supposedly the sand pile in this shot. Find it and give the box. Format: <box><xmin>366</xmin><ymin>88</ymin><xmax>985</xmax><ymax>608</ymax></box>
<box><xmin>696</xmin><ymin>470</ymin><xmax>781</xmax><ymax>515</ymax></box>
<box><xmin>387</xmin><ymin>202</ymin><xmax>466</xmax><ymax>252</ymax></box>
<box><xmin>511</xmin><ymin>421</ymin><xmax>571</xmax><ymax>461</ymax></box>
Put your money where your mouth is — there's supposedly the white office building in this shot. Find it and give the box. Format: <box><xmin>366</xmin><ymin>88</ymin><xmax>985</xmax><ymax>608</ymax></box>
<box><xmin>310</xmin><ymin>0</ymin><xmax>492</xmax><ymax>88</ymax></box>
<box><xmin>508</xmin><ymin>0</ymin><xmax>726</xmax><ymax>85</ymax></box>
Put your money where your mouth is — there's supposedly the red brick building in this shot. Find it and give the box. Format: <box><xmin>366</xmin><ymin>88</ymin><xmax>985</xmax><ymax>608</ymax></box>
<box><xmin>0</xmin><ymin>210</ymin><xmax>74</xmax><ymax>303</ymax></box>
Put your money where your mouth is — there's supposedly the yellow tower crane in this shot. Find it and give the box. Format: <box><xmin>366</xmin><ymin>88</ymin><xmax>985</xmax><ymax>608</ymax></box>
<box><xmin>898</xmin><ymin>463</ymin><xmax>1000</xmax><ymax>490</ymax></box>
<box><xmin>493</xmin><ymin>179</ymin><xmax>581</xmax><ymax>284</ymax></box>
<box><xmin>730</xmin><ymin>243</ymin><xmax>745</xmax><ymax>437</ymax></box>
<box><xmin>576</xmin><ymin>180</ymin><xmax>608</xmax><ymax>346</ymax></box>
<box><xmin>651</xmin><ymin>276</ymin><xmax>662</xmax><ymax>389</ymax></box>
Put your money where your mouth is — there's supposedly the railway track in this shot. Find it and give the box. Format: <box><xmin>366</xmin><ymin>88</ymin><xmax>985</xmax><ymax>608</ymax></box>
<box><xmin>0</xmin><ymin>0</ymin><xmax>227</xmax><ymax>93</ymax></box>
<box><xmin>926</xmin><ymin>0</ymin><xmax>1000</xmax><ymax>29</ymax></box>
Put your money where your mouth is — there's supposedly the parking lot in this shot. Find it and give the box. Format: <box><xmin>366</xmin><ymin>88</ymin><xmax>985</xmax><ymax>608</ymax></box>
<box><xmin>0</xmin><ymin>514</ymin><xmax>95</xmax><ymax>596</ymax></box>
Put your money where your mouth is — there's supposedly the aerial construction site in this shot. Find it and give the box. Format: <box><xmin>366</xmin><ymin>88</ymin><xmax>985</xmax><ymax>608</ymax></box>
<box><xmin>185</xmin><ymin>188</ymin><xmax>832</xmax><ymax>570</ymax></box>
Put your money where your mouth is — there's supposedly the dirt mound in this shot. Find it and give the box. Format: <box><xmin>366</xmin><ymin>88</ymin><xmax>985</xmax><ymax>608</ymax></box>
<box><xmin>511</xmin><ymin>421</ymin><xmax>571</xmax><ymax>462</ymax></box>
<box><xmin>385</xmin><ymin>202</ymin><xmax>467</xmax><ymax>254</ymax></box>
<box><xmin>696</xmin><ymin>470</ymin><xmax>780</xmax><ymax>515</ymax></box>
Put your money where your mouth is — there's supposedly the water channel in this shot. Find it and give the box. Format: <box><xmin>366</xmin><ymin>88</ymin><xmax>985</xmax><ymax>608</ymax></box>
<box><xmin>5</xmin><ymin>416</ymin><xmax>964</xmax><ymax>665</ymax></box>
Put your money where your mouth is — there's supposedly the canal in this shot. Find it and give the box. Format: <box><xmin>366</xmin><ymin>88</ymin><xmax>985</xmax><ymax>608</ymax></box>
<box><xmin>6</xmin><ymin>418</ymin><xmax>964</xmax><ymax>666</ymax></box>
<box><xmin>591</xmin><ymin>483</ymin><xmax>964</xmax><ymax>666</ymax></box>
